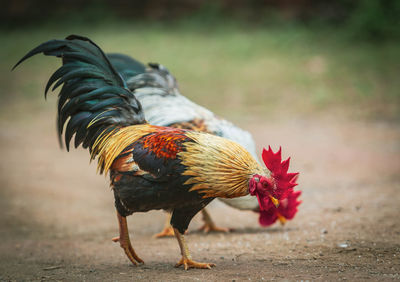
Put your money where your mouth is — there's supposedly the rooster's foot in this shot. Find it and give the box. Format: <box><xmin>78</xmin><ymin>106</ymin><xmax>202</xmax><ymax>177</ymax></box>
<box><xmin>198</xmin><ymin>223</ymin><xmax>231</xmax><ymax>233</ymax></box>
<box><xmin>199</xmin><ymin>208</ymin><xmax>231</xmax><ymax>233</ymax></box>
<box><xmin>112</xmin><ymin>235</ymin><xmax>144</xmax><ymax>265</ymax></box>
<box><xmin>175</xmin><ymin>257</ymin><xmax>215</xmax><ymax>270</ymax></box>
<box><xmin>153</xmin><ymin>226</ymin><xmax>175</xmax><ymax>238</ymax></box>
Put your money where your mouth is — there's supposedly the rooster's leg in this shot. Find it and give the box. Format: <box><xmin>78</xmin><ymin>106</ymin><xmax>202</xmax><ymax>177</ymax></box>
<box><xmin>198</xmin><ymin>208</ymin><xmax>230</xmax><ymax>233</ymax></box>
<box><xmin>112</xmin><ymin>211</ymin><xmax>144</xmax><ymax>265</ymax></box>
<box><xmin>153</xmin><ymin>213</ymin><xmax>175</xmax><ymax>238</ymax></box>
<box><xmin>173</xmin><ymin>228</ymin><xmax>215</xmax><ymax>270</ymax></box>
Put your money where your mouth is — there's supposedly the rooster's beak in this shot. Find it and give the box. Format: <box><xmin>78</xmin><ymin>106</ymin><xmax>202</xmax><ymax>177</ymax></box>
<box><xmin>269</xmin><ymin>195</ymin><xmax>279</xmax><ymax>208</ymax></box>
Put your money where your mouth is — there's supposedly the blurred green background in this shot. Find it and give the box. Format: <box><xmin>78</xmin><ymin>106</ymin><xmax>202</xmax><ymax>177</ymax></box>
<box><xmin>2</xmin><ymin>0</ymin><xmax>399</xmax><ymax>122</ymax></box>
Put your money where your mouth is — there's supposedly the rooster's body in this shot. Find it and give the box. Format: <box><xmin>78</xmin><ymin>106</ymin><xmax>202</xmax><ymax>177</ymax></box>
<box><xmin>15</xmin><ymin>35</ymin><xmax>298</xmax><ymax>269</ymax></box>
<box><xmin>106</xmin><ymin>124</ymin><xmax>262</xmax><ymax>220</ymax></box>
<box><xmin>108</xmin><ymin>53</ymin><xmax>300</xmax><ymax>232</ymax></box>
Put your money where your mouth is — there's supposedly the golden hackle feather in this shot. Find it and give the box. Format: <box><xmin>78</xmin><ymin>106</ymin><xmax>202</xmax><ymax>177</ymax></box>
<box><xmin>91</xmin><ymin>124</ymin><xmax>155</xmax><ymax>174</ymax></box>
<box><xmin>179</xmin><ymin>131</ymin><xmax>267</xmax><ymax>198</ymax></box>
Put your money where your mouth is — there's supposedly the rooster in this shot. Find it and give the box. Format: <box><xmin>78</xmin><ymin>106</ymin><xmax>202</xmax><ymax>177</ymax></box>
<box><xmin>14</xmin><ymin>35</ymin><xmax>299</xmax><ymax>269</ymax></box>
<box><xmin>107</xmin><ymin>53</ymin><xmax>302</xmax><ymax>235</ymax></box>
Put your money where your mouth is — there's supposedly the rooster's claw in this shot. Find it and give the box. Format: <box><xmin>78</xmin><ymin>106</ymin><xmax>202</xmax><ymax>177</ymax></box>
<box><xmin>175</xmin><ymin>257</ymin><xmax>215</xmax><ymax>270</ymax></box>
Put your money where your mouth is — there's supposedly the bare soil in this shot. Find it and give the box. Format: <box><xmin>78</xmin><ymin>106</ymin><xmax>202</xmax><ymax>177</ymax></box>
<box><xmin>0</xmin><ymin>108</ymin><xmax>399</xmax><ymax>281</ymax></box>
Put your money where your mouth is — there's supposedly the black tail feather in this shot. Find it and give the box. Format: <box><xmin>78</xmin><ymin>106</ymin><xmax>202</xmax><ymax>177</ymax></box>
<box><xmin>14</xmin><ymin>35</ymin><xmax>146</xmax><ymax>152</ymax></box>
<box><xmin>107</xmin><ymin>53</ymin><xmax>147</xmax><ymax>82</ymax></box>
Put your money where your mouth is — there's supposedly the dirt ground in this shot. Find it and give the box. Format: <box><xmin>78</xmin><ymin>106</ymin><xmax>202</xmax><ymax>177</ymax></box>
<box><xmin>0</xmin><ymin>106</ymin><xmax>399</xmax><ymax>281</ymax></box>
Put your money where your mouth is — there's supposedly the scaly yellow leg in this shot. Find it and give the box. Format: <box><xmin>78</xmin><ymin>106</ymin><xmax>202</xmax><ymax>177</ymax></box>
<box><xmin>198</xmin><ymin>209</ymin><xmax>230</xmax><ymax>233</ymax></box>
<box><xmin>111</xmin><ymin>211</ymin><xmax>144</xmax><ymax>265</ymax></box>
<box><xmin>173</xmin><ymin>228</ymin><xmax>215</xmax><ymax>270</ymax></box>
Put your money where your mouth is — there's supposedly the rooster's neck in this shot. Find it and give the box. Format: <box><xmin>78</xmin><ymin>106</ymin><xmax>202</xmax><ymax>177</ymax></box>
<box><xmin>179</xmin><ymin>131</ymin><xmax>266</xmax><ymax>199</ymax></box>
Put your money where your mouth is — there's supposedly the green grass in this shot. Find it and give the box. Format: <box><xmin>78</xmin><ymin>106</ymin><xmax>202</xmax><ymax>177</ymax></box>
<box><xmin>1</xmin><ymin>21</ymin><xmax>399</xmax><ymax>122</ymax></box>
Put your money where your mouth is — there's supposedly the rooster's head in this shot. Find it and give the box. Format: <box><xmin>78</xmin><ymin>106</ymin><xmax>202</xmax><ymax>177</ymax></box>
<box><xmin>249</xmin><ymin>146</ymin><xmax>299</xmax><ymax>211</ymax></box>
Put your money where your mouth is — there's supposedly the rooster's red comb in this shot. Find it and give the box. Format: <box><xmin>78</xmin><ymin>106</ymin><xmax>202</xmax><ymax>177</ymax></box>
<box><xmin>262</xmin><ymin>146</ymin><xmax>299</xmax><ymax>198</ymax></box>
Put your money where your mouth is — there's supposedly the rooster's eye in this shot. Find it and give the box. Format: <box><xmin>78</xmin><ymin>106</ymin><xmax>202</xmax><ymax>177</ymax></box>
<box><xmin>262</xmin><ymin>182</ymin><xmax>269</xmax><ymax>188</ymax></box>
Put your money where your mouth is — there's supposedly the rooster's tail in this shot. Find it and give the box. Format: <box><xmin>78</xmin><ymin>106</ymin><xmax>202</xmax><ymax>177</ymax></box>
<box><xmin>13</xmin><ymin>35</ymin><xmax>146</xmax><ymax>161</ymax></box>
